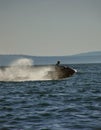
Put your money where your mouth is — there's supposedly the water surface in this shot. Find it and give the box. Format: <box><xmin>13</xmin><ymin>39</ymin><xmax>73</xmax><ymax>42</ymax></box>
<box><xmin>0</xmin><ymin>64</ymin><xmax>101</xmax><ymax>130</ymax></box>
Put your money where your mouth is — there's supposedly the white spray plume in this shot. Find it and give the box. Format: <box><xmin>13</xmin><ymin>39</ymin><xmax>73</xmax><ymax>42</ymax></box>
<box><xmin>10</xmin><ymin>58</ymin><xmax>34</xmax><ymax>66</ymax></box>
<box><xmin>0</xmin><ymin>58</ymin><xmax>54</xmax><ymax>81</ymax></box>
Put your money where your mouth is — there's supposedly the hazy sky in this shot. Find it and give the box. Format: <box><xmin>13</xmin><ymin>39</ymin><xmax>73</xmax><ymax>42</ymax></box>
<box><xmin>0</xmin><ymin>0</ymin><xmax>101</xmax><ymax>56</ymax></box>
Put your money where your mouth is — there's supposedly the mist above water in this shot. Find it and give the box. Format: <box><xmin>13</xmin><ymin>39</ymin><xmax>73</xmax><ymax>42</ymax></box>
<box><xmin>0</xmin><ymin>58</ymin><xmax>54</xmax><ymax>82</ymax></box>
<box><xmin>10</xmin><ymin>58</ymin><xmax>34</xmax><ymax>66</ymax></box>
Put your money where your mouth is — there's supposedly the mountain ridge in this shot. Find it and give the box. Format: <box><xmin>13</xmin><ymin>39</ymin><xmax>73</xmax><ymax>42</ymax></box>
<box><xmin>0</xmin><ymin>51</ymin><xmax>101</xmax><ymax>57</ymax></box>
<box><xmin>73</xmin><ymin>51</ymin><xmax>101</xmax><ymax>56</ymax></box>
<box><xmin>0</xmin><ymin>51</ymin><xmax>101</xmax><ymax>66</ymax></box>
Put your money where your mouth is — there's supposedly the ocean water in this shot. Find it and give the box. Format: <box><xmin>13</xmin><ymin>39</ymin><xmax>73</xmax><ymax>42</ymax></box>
<box><xmin>0</xmin><ymin>63</ymin><xmax>101</xmax><ymax>130</ymax></box>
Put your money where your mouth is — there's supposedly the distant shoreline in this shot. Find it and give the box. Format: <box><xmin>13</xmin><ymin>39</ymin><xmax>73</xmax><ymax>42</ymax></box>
<box><xmin>0</xmin><ymin>51</ymin><xmax>101</xmax><ymax>66</ymax></box>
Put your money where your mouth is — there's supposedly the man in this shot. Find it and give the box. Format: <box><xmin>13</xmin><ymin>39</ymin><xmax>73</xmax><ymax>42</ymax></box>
<box><xmin>56</xmin><ymin>61</ymin><xmax>60</xmax><ymax>66</ymax></box>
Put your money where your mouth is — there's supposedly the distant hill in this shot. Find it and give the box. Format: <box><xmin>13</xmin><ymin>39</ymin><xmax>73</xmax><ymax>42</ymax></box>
<box><xmin>0</xmin><ymin>51</ymin><xmax>101</xmax><ymax>66</ymax></box>
<box><xmin>74</xmin><ymin>51</ymin><xmax>101</xmax><ymax>56</ymax></box>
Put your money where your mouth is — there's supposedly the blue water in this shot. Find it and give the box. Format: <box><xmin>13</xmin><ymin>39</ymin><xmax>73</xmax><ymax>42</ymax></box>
<box><xmin>0</xmin><ymin>64</ymin><xmax>101</xmax><ymax>130</ymax></box>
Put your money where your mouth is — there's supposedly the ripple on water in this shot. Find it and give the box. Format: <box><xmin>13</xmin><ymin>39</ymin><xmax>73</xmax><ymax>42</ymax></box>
<box><xmin>0</xmin><ymin>64</ymin><xmax>101</xmax><ymax>130</ymax></box>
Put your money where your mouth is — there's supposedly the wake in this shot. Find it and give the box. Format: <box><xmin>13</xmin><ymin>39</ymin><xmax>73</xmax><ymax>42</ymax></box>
<box><xmin>0</xmin><ymin>58</ymin><xmax>54</xmax><ymax>82</ymax></box>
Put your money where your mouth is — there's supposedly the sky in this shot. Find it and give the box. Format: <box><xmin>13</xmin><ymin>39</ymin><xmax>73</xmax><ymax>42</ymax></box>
<box><xmin>0</xmin><ymin>0</ymin><xmax>101</xmax><ymax>56</ymax></box>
